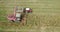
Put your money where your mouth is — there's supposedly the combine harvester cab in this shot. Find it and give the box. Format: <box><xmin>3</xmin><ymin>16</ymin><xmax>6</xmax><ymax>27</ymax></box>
<box><xmin>7</xmin><ymin>6</ymin><xmax>32</xmax><ymax>22</ymax></box>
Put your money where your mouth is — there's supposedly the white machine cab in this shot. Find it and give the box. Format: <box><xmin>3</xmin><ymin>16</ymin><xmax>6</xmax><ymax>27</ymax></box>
<box><xmin>26</xmin><ymin>8</ymin><xmax>30</xmax><ymax>10</ymax></box>
<box><xmin>25</xmin><ymin>8</ymin><xmax>32</xmax><ymax>13</ymax></box>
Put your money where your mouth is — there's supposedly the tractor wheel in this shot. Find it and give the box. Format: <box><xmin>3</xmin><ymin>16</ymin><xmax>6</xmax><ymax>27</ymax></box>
<box><xmin>11</xmin><ymin>20</ymin><xmax>15</xmax><ymax>22</ymax></box>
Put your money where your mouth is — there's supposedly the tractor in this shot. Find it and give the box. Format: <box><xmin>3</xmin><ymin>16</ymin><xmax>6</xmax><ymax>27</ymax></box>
<box><xmin>7</xmin><ymin>6</ymin><xmax>32</xmax><ymax>22</ymax></box>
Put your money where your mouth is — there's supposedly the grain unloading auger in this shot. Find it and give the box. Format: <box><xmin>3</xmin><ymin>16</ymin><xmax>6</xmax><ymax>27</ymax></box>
<box><xmin>7</xmin><ymin>6</ymin><xmax>32</xmax><ymax>22</ymax></box>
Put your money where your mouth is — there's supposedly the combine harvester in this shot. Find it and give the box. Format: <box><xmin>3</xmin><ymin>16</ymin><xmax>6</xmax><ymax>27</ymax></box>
<box><xmin>7</xmin><ymin>6</ymin><xmax>32</xmax><ymax>22</ymax></box>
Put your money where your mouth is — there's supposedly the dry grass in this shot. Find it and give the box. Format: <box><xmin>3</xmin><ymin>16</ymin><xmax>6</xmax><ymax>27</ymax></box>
<box><xmin>0</xmin><ymin>0</ymin><xmax>60</xmax><ymax>32</ymax></box>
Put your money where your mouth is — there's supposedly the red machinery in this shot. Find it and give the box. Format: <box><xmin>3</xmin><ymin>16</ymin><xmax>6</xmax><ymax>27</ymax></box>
<box><xmin>7</xmin><ymin>6</ymin><xmax>32</xmax><ymax>22</ymax></box>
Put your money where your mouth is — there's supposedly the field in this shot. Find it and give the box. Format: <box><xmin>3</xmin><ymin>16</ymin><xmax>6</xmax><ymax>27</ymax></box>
<box><xmin>0</xmin><ymin>0</ymin><xmax>60</xmax><ymax>32</ymax></box>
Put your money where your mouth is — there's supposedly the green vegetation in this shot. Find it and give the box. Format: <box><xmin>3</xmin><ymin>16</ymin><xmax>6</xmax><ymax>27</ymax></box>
<box><xmin>0</xmin><ymin>0</ymin><xmax>60</xmax><ymax>32</ymax></box>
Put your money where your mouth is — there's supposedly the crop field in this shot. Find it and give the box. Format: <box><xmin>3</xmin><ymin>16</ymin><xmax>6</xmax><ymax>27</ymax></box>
<box><xmin>0</xmin><ymin>0</ymin><xmax>60</xmax><ymax>32</ymax></box>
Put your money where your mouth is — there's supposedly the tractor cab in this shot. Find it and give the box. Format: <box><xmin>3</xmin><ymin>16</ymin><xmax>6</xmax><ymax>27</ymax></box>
<box><xmin>24</xmin><ymin>8</ymin><xmax>32</xmax><ymax>13</ymax></box>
